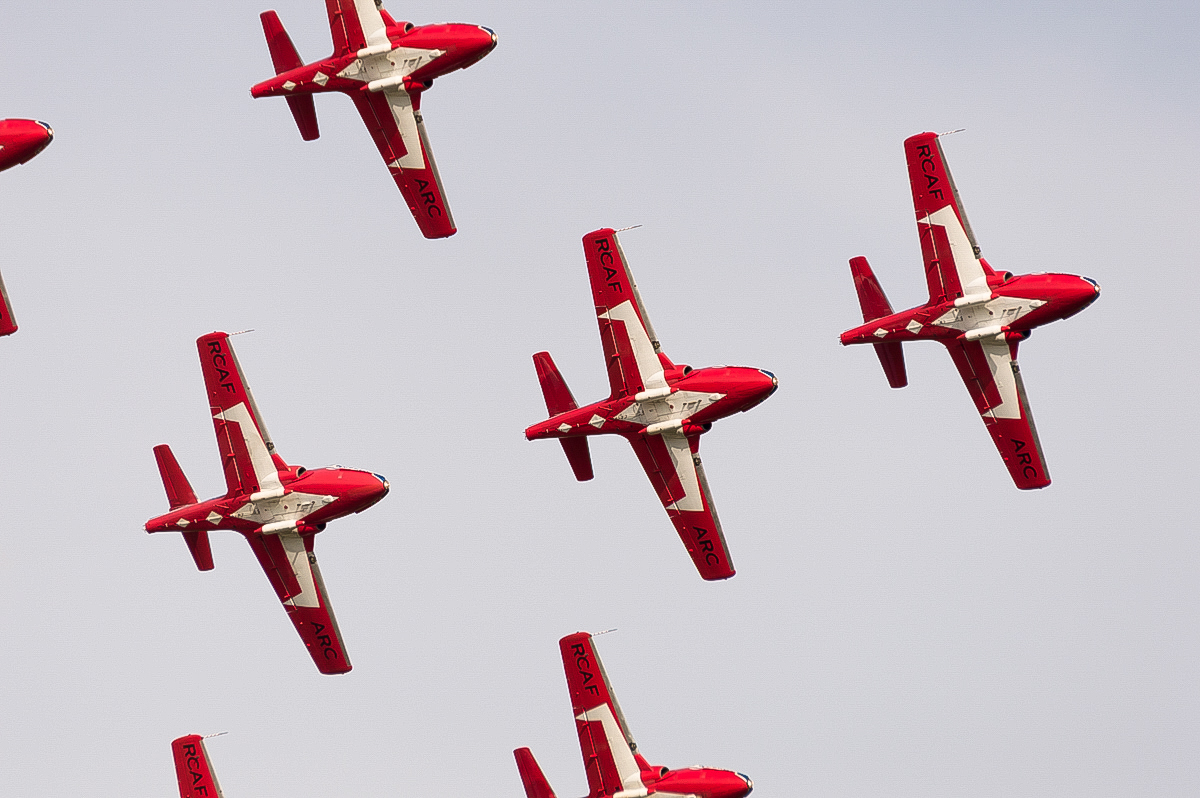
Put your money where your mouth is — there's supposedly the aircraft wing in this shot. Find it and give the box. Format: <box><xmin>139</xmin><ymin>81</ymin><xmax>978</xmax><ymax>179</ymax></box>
<box><xmin>627</xmin><ymin>431</ymin><xmax>735</xmax><ymax>580</ymax></box>
<box><xmin>326</xmin><ymin>0</ymin><xmax>389</xmax><ymax>55</ymax></box>
<box><xmin>349</xmin><ymin>88</ymin><xmax>456</xmax><ymax>238</ymax></box>
<box><xmin>945</xmin><ymin>338</ymin><xmax>1050</xmax><ymax>489</ymax></box>
<box><xmin>0</xmin><ymin>270</ymin><xmax>16</xmax><ymax>336</ymax></box>
<box><xmin>197</xmin><ymin>332</ymin><xmax>284</xmax><ymax>497</ymax></box>
<box><xmin>905</xmin><ymin>131</ymin><xmax>990</xmax><ymax>302</ymax></box>
<box><xmin>172</xmin><ymin>734</ymin><xmax>224</xmax><ymax>798</ymax></box>
<box><xmin>582</xmin><ymin>228</ymin><xmax>669</xmax><ymax>397</ymax></box>
<box><xmin>246</xmin><ymin>531</ymin><xmax>352</xmax><ymax>674</ymax></box>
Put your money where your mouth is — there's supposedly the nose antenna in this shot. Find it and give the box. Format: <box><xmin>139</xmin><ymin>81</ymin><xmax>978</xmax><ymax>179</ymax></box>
<box><xmin>613</xmin><ymin>225</ymin><xmax>642</xmax><ymax>233</ymax></box>
<box><xmin>229</xmin><ymin>329</ymin><xmax>254</xmax><ymax>337</ymax></box>
<box><xmin>939</xmin><ymin>127</ymin><xmax>966</xmax><ymax>137</ymax></box>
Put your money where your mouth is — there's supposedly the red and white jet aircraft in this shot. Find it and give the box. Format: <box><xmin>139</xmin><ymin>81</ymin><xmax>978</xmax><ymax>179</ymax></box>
<box><xmin>0</xmin><ymin>118</ymin><xmax>53</xmax><ymax>336</ymax></box>
<box><xmin>514</xmin><ymin>632</ymin><xmax>754</xmax><ymax>798</ymax></box>
<box><xmin>526</xmin><ymin>229</ymin><xmax>777</xmax><ymax>581</ymax></box>
<box><xmin>250</xmin><ymin>1</ymin><xmax>496</xmax><ymax>239</ymax></box>
<box><xmin>172</xmin><ymin>734</ymin><xmax>225</xmax><ymax>798</ymax></box>
<box><xmin>146</xmin><ymin>331</ymin><xmax>389</xmax><ymax>674</ymax></box>
<box><xmin>841</xmin><ymin>131</ymin><xmax>1101</xmax><ymax>489</ymax></box>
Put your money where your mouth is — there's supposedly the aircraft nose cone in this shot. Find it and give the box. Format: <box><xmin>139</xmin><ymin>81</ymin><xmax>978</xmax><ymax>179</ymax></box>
<box><xmin>480</xmin><ymin>25</ymin><xmax>498</xmax><ymax>47</ymax></box>
<box><xmin>36</xmin><ymin>121</ymin><xmax>53</xmax><ymax>141</ymax></box>
<box><xmin>738</xmin><ymin>772</ymin><xmax>754</xmax><ymax>795</ymax></box>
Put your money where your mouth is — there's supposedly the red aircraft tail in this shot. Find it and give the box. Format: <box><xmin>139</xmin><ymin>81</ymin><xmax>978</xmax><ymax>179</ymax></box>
<box><xmin>259</xmin><ymin>11</ymin><xmax>320</xmax><ymax>141</ymax></box>
<box><xmin>152</xmin><ymin>444</ymin><xmax>214</xmax><ymax>571</ymax></box>
<box><xmin>514</xmin><ymin>748</ymin><xmax>558</xmax><ymax>798</ymax></box>
<box><xmin>849</xmin><ymin>256</ymin><xmax>908</xmax><ymax>389</ymax></box>
<box><xmin>171</xmin><ymin>734</ymin><xmax>225</xmax><ymax>798</ymax></box>
<box><xmin>532</xmin><ymin>351</ymin><xmax>594</xmax><ymax>482</ymax></box>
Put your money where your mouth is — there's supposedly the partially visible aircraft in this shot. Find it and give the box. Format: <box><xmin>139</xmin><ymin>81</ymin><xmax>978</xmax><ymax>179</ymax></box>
<box><xmin>514</xmin><ymin>632</ymin><xmax>754</xmax><ymax>798</ymax></box>
<box><xmin>172</xmin><ymin>734</ymin><xmax>225</xmax><ymax>798</ymax></box>
<box><xmin>526</xmin><ymin>228</ymin><xmax>777</xmax><ymax>581</ymax></box>
<box><xmin>0</xmin><ymin>118</ymin><xmax>53</xmax><ymax>336</ymax></box>
<box><xmin>250</xmin><ymin>0</ymin><xmax>496</xmax><ymax>238</ymax></box>
<box><xmin>0</xmin><ymin>119</ymin><xmax>52</xmax><ymax>174</ymax></box>
<box><xmin>841</xmin><ymin>131</ymin><xmax>1100</xmax><ymax>489</ymax></box>
<box><xmin>145</xmin><ymin>331</ymin><xmax>389</xmax><ymax>674</ymax></box>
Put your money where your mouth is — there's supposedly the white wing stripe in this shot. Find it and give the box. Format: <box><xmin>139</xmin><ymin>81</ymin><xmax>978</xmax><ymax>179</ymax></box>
<box><xmin>575</xmin><ymin>704</ymin><xmax>645</xmax><ymax>792</ymax></box>
<box><xmin>661</xmin><ymin>432</ymin><xmax>704</xmax><ymax>512</ymax></box>
<box><xmin>979</xmin><ymin>339</ymin><xmax>1021</xmax><ymax>420</ymax></box>
<box><xmin>382</xmin><ymin>87</ymin><xmax>425</xmax><ymax>169</ymax></box>
<box><xmin>921</xmin><ymin>205</ymin><xmax>988</xmax><ymax>294</ymax></box>
<box><xmin>279</xmin><ymin>533</ymin><xmax>320</xmax><ymax>608</ymax></box>
<box><xmin>214</xmin><ymin>402</ymin><xmax>283</xmax><ymax>493</ymax></box>
<box><xmin>352</xmin><ymin>0</ymin><xmax>389</xmax><ymax>48</ymax></box>
<box><xmin>599</xmin><ymin>300</ymin><xmax>664</xmax><ymax>390</ymax></box>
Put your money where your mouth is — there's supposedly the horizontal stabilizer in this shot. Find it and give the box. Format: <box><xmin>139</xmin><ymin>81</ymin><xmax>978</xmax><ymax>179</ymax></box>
<box><xmin>849</xmin><ymin>257</ymin><xmax>907</xmax><ymax>388</ymax></box>
<box><xmin>533</xmin><ymin>351</ymin><xmax>578</xmax><ymax>416</ymax></box>
<box><xmin>533</xmin><ymin>352</ymin><xmax>594</xmax><ymax>480</ymax></box>
<box><xmin>260</xmin><ymin>11</ymin><xmax>320</xmax><ymax>140</ymax></box>
<box><xmin>153</xmin><ymin>444</ymin><xmax>198</xmax><ymax>509</ymax></box>
<box><xmin>559</xmin><ymin>438</ymin><xmax>594</xmax><ymax>482</ymax></box>
<box><xmin>514</xmin><ymin>748</ymin><xmax>558</xmax><ymax>798</ymax></box>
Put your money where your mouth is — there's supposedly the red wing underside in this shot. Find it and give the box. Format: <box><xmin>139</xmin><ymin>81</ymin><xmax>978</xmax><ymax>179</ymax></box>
<box><xmin>0</xmin><ymin>269</ymin><xmax>16</xmax><ymax>336</ymax></box>
<box><xmin>905</xmin><ymin>132</ymin><xmax>988</xmax><ymax>303</ymax></box>
<box><xmin>246</xmin><ymin>533</ymin><xmax>352</xmax><ymax>674</ymax></box>
<box><xmin>627</xmin><ymin>433</ymin><xmax>735</xmax><ymax>580</ymax></box>
<box><xmin>350</xmin><ymin>89</ymin><xmax>456</xmax><ymax>238</ymax></box>
<box><xmin>945</xmin><ymin>339</ymin><xmax>1050</xmax><ymax>489</ymax></box>
<box><xmin>583</xmin><ymin>229</ymin><xmax>668</xmax><ymax>397</ymax></box>
<box><xmin>325</xmin><ymin>0</ymin><xmax>388</xmax><ymax>55</ymax></box>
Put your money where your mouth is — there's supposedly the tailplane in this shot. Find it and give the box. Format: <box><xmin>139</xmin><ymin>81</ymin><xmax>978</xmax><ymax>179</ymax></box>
<box><xmin>514</xmin><ymin>748</ymin><xmax>558</xmax><ymax>798</ymax></box>
<box><xmin>171</xmin><ymin>734</ymin><xmax>225</xmax><ymax>798</ymax></box>
<box><xmin>532</xmin><ymin>352</ymin><xmax>593</xmax><ymax>481</ymax></box>
<box><xmin>259</xmin><ymin>11</ymin><xmax>320</xmax><ymax>141</ymax></box>
<box><xmin>152</xmin><ymin>444</ymin><xmax>213</xmax><ymax>571</ymax></box>
<box><xmin>849</xmin><ymin>256</ymin><xmax>908</xmax><ymax>389</ymax></box>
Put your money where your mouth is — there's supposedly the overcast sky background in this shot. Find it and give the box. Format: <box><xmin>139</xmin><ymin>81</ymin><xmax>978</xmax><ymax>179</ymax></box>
<box><xmin>1</xmin><ymin>1</ymin><xmax>1198</xmax><ymax>795</ymax></box>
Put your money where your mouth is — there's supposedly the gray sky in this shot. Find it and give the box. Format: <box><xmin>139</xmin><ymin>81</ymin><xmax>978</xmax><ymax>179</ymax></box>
<box><xmin>1</xmin><ymin>1</ymin><xmax>1198</xmax><ymax>795</ymax></box>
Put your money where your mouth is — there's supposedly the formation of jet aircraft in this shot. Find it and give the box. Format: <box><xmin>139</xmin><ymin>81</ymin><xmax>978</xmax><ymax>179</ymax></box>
<box><xmin>145</xmin><ymin>331</ymin><xmax>389</xmax><ymax>674</ymax></box>
<box><xmin>515</xmin><ymin>632</ymin><xmax>754</xmax><ymax>798</ymax></box>
<box><xmin>0</xmin><ymin>117</ymin><xmax>53</xmax><ymax>337</ymax></box>
<box><xmin>840</xmin><ymin>131</ymin><xmax>1100</xmax><ymax>489</ymax></box>
<box><xmin>250</xmin><ymin>0</ymin><xmax>496</xmax><ymax>238</ymax></box>
<box><xmin>526</xmin><ymin>228</ymin><xmax>778</xmax><ymax>581</ymax></box>
<box><xmin>0</xmin><ymin>0</ymin><xmax>1111</xmax><ymax>788</ymax></box>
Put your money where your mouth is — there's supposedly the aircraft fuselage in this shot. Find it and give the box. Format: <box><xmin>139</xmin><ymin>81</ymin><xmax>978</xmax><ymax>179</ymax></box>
<box><xmin>0</xmin><ymin>119</ymin><xmax>53</xmax><ymax>173</ymax></box>
<box><xmin>525</xmin><ymin>365</ymin><xmax>778</xmax><ymax>441</ymax></box>
<box><xmin>841</xmin><ymin>271</ymin><xmax>1100</xmax><ymax>347</ymax></box>
<box><xmin>145</xmin><ymin>467</ymin><xmax>388</xmax><ymax>537</ymax></box>
<box><xmin>250</xmin><ymin>22</ymin><xmax>496</xmax><ymax>99</ymax></box>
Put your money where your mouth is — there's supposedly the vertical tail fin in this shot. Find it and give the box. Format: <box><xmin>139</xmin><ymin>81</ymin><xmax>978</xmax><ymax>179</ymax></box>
<box><xmin>849</xmin><ymin>257</ymin><xmax>908</xmax><ymax>389</ymax></box>
<box><xmin>259</xmin><ymin>11</ymin><xmax>320</xmax><ymax>141</ymax></box>
<box><xmin>514</xmin><ymin>748</ymin><xmax>558</xmax><ymax>798</ymax></box>
<box><xmin>171</xmin><ymin>734</ymin><xmax>225</xmax><ymax>798</ymax></box>
<box><xmin>532</xmin><ymin>352</ymin><xmax>594</xmax><ymax>481</ymax></box>
<box><xmin>153</xmin><ymin>444</ymin><xmax>213</xmax><ymax>571</ymax></box>
<box><xmin>560</xmin><ymin>632</ymin><xmax>644</xmax><ymax>798</ymax></box>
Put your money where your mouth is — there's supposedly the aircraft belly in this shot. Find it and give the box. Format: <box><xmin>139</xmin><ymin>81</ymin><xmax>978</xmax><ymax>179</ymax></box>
<box><xmin>615</xmin><ymin>390</ymin><xmax>721</xmax><ymax>426</ymax></box>
<box><xmin>231</xmin><ymin>491</ymin><xmax>334</xmax><ymax>524</ymax></box>
<box><xmin>932</xmin><ymin>296</ymin><xmax>1044</xmax><ymax>333</ymax></box>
